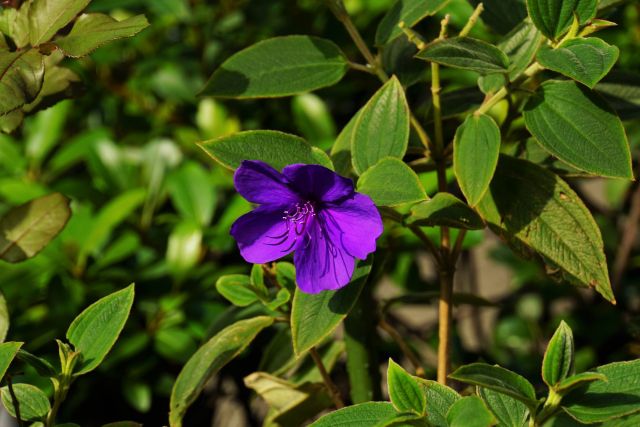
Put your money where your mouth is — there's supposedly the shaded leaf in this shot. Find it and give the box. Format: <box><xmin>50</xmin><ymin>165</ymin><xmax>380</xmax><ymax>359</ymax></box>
<box><xmin>244</xmin><ymin>372</ymin><xmax>332</xmax><ymax>426</ymax></box>
<box><xmin>28</xmin><ymin>0</ymin><xmax>91</xmax><ymax>46</ymax></box>
<box><xmin>291</xmin><ymin>256</ymin><xmax>372</xmax><ymax>356</ymax></box>
<box><xmin>199</xmin><ymin>130</ymin><xmax>332</xmax><ymax>171</ymax></box>
<box><xmin>449</xmin><ymin>363</ymin><xmax>538</xmax><ymax>409</ymax></box>
<box><xmin>556</xmin><ymin>372</ymin><xmax>607</xmax><ymax>394</ymax></box>
<box><xmin>357</xmin><ymin>157</ymin><xmax>427</xmax><ymax>206</ymax></box>
<box><xmin>526</xmin><ymin>0</ymin><xmax>598</xmax><ymax>40</ymax></box>
<box><xmin>408</xmin><ymin>193</ymin><xmax>484</xmax><ymax>230</ymax></box>
<box><xmin>375</xmin><ymin>0</ymin><xmax>449</xmax><ymax>45</ymax></box>
<box><xmin>0</xmin><ymin>49</ymin><xmax>45</xmax><ymax>115</ymax></box>
<box><xmin>537</xmin><ymin>38</ymin><xmax>619</xmax><ymax>89</ymax></box>
<box><xmin>169</xmin><ymin>316</ymin><xmax>274</xmax><ymax>427</ymax></box>
<box><xmin>416</xmin><ymin>37</ymin><xmax>509</xmax><ymax>74</ymax></box>
<box><xmin>54</xmin><ymin>13</ymin><xmax>149</xmax><ymax>57</ymax></box>
<box><xmin>0</xmin><ymin>192</ymin><xmax>71</xmax><ymax>263</ymax></box>
<box><xmin>563</xmin><ymin>360</ymin><xmax>640</xmax><ymax>423</ymax></box>
<box><xmin>201</xmin><ymin>36</ymin><xmax>348</xmax><ymax>98</ymax></box>
<box><xmin>477</xmin><ymin>156</ymin><xmax>614</xmax><ymax>302</ymax></box>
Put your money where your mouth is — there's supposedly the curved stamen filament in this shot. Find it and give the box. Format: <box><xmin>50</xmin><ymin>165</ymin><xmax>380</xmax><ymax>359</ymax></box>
<box><xmin>266</xmin><ymin>201</ymin><xmax>316</xmax><ymax>251</ymax></box>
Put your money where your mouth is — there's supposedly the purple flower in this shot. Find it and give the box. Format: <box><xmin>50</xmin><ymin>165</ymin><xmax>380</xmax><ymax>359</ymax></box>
<box><xmin>230</xmin><ymin>160</ymin><xmax>383</xmax><ymax>294</ymax></box>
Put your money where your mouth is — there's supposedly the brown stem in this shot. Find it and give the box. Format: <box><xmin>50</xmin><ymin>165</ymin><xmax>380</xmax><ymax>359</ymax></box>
<box><xmin>6</xmin><ymin>376</ymin><xmax>24</xmax><ymax>427</ymax></box>
<box><xmin>310</xmin><ymin>347</ymin><xmax>345</xmax><ymax>408</ymax></box>
<box><xmin>327</xmin><ymin>1</ymin><xmax>434</xmax><ymax>152</ymax></box>
<box><xmin>379</xmin><ymin>319</ymin><xmax>425</xmax><ymax>377</ymax></box>
<box><xmin>613</xmin><ymin>179</ymin><xmax>640</xmax><ymax>288</ymax></box>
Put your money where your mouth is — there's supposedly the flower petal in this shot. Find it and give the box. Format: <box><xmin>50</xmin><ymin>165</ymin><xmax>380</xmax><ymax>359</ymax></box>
<box><xmin>234</xmin><ymin>160</ymin><xmax>300</xmax><ymax>205</ymax></box>
<box><xmin>294</xmin><ymin>221</ymin><xmax>355</xmax><ymax>293</ymax></box>
<box><xmin>230</xmin><ymin>205</ymin><xmax>299</xmax><ymax>263</ymax></box>
<box><xmin>282</xmin><ymin>163</ymin><xmax>354</xmax><ymax>202</ymax></box>
<box><xmin>322</xmin><ymin>193</ymin><xmax>383</xmax><ymax>259</ymax></box>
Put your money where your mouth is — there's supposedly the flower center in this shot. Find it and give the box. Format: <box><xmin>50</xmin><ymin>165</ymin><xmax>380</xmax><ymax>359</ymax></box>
<box><xmin>266</xmin><ymin>201</ymin><xmax>316</xmax><ymax>251</ymax></box>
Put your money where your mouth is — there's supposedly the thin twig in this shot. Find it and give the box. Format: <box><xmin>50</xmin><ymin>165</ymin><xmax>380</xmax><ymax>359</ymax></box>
<box><xmin>459</xmin><ymin>3</ymin><xmax>484</xmax><ymax>37</ymax></box>
<box><xmin>6</xmin><ymin>376</ymin><xmax>24</xmax><ymax>427</ymax></box>
<box><xmin>450</xmin><ymin>230</ymin><xmax>468</xmax><ymax>266</ymax></box>
<box><xmin>349</xmin><ymin>61</ymin><xmax>376</xmax><ymax>74</ymax></box>
<box><xmin>379</xmin><ymin>319</ymin><xmax>425</xmax><ymax>377</ymax></box>
<box><xmin>327</xmin><ymin>1</ymin><xmax>434</xmax><ymax>152</ymax></box>
<box><xmin>409</xmin><ymin>225</ymin><xmax>443</xmax><ymax>265</ymax></box>
<box><xmin>309</xmin><ymin>347</ymin><xmax>345</xmax><ymax>408</ymax></box>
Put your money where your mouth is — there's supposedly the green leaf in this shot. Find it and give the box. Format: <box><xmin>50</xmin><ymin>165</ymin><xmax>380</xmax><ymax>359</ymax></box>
<box><xmin>542</xmin><ymin>321</ymin><xmax>574</xmax><ymax>387</ymax></box>
<box><xmin>67</xmin><ymin>284</ymin><xmax>135</xmax><ymax>375</ymax></box>
<box><xmin>447</xmin><ymin>396</ymin><xmax>496</xmax><ymax>427</ymax></box>
<box><xmin>501</xmin><ymin>21</ymin><xmax>544</xmax><ymax>80</ymax></box>
<box><xmin>0</xmin><ymin>192</ymin><xmax>71</xmax><ymax>263</ymax></box>
<box><xmin>0</xmin><ymin>49</ymin><xmax>45</xmax><ymax>115</ymax></box>
<box><xmin>375</xmin><ymin>0</ymin><xmax>449</xmax><ymax>45</ymax></box>
<box><xmin>309</xmin><ymin>402</ymin><xmax>399</xmax><ymax>427</ymax></box>
<box><xmin>80</xmin><ymin>188</ymin><xmax>146</xmax><ymax>259</ymax></box>
<box><xmin>537</xmin><ymin>38</ymin><xmax>619</xmax><ymax>89</ymax></box>
<box><xmin>357</xmin><ymin>158</ymin><xmax>427</xmax><ymax>206</ymax></box>
<box><xmin>416</xmin><ymin>37</ymin><xmax>509</xmax><ymax>74</ymax></box>
<box><xmin>0</xmin><ymin>3</ymin><xmax>30</xmax><ymax>48</ymax></box>
<box><xmin>265</xmin><ymin>288</ymin><xmax>291</xmax><ymax>311</ymax></box>
<box><xmin>16</xmin><ymin>349</ymin><xmax>56</xmax><ymax>377</ymax></box>
<box><xmin>244</xmin><ymin>372</ymin><xmax>332</xmax><ymax>426</ymax></box>
<box><xmin>54</xmin><ymin>13</ymin><xmax>149</xmax><ymax>57</ymax></box>
<box><xmin>292</xmin><ymin>93</ymin><xmax>336</xmax><ymax>149</ymax></box>
<box><xmin>454</xmin><ymin>114</ymin><xmax>501</xmax><ymax>206</ymax></box>
<box><xmin>169</xmin><ymin>316</ymin><xmax>274</xmax><ymax>427</ymax></box>
<box><xmin>1</xmin><ymin>383</ymin><xmax>50</xmax><ymax>422</ymax></box>
<box><xmin>0</xmin><ymin>292</ymin><xmax>8</xmax><ymax>342</ymax></box>
<box><xmin>556</xmin><ymin>372</ymin><xmax>607</xmax><ymax>394</ymax></box>
<box><xmin>28</xmin><ymin>0</ymin><xmax>91</xmax><ymax>45</ymax></box>
<box><xmin>407</xmin><ymin>193</ymin><xmax>484</xmax><ymax>230</ymax></box>
<box><xmin>166</xmin><ymin>220</ymin><xmax>202</xmax><ymax>278</ymax></box>
<box><xmin>477</xmin><ymin>156</ymin><xmax>615</xmax><ymax>302</ymax></box>
<box><xmin>479</xmin><ymin>388</ymin><xmax>528</xmax><ymax>427</ymax></box>
<box><xmin>526</xmin><ymin>0</ymin><xmax>597</xmax><ymax>40</ymax></box>
<box><xmin>25</xmin><ymin>100</ymin><xmax>71</xmax><ymax>166</ymax></box>
<box><xmin>351</xmin><ymin>77</ymin><xmax>410</xmax><ymax>175</ymax></box>
<box><xmin>216</xmin><ymin>275</ymin><xmax>259</xmax><ymax>307</ymax></box>
<box><xmin>291</xmin><ymin>256</ymin><xmax>373</xmax><ymax>356</ymax></box>
<box><xmin>0</xmin><ymin>342</ymin><xmax>22</xmax><ymax>380</ymax></box>
<box><xmin>387</xmin><ymin>359</ymin><xmax>426</xmax><ymax>414</ymax></box>
<box><xmin>201</xmin><ymin>36</ymin><xmax>348</xmax><ymax>98</ymax></box>
<box><xmin>199</xmin><ymin>130</ymin><xmax>332</xmax><ymax>171</ymax></box>
<box><xmin>563</xmin><ymin>359</ymin><xmax>640</xmax><ymax>423</ymax></box>
<box><xmin>167</xmin><ymin>162</ymin><xmax>216</xmax><ymax>227</ymax></box>
<box><xmin>449</xmin><ymin>363</ymin><xmax>538</xmax><ymax>409</ymax></box>
<box><xmin>415</xmin><ymin>379</ymin><xmax>460</xmax><ymax>427</ymax></box>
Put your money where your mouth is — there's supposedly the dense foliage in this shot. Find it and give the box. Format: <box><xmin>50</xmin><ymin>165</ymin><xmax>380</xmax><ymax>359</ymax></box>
<box><xmin>1</xmin><ymin>0</ymin><xmax>640</xmax><ymax>426</ymax></box>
